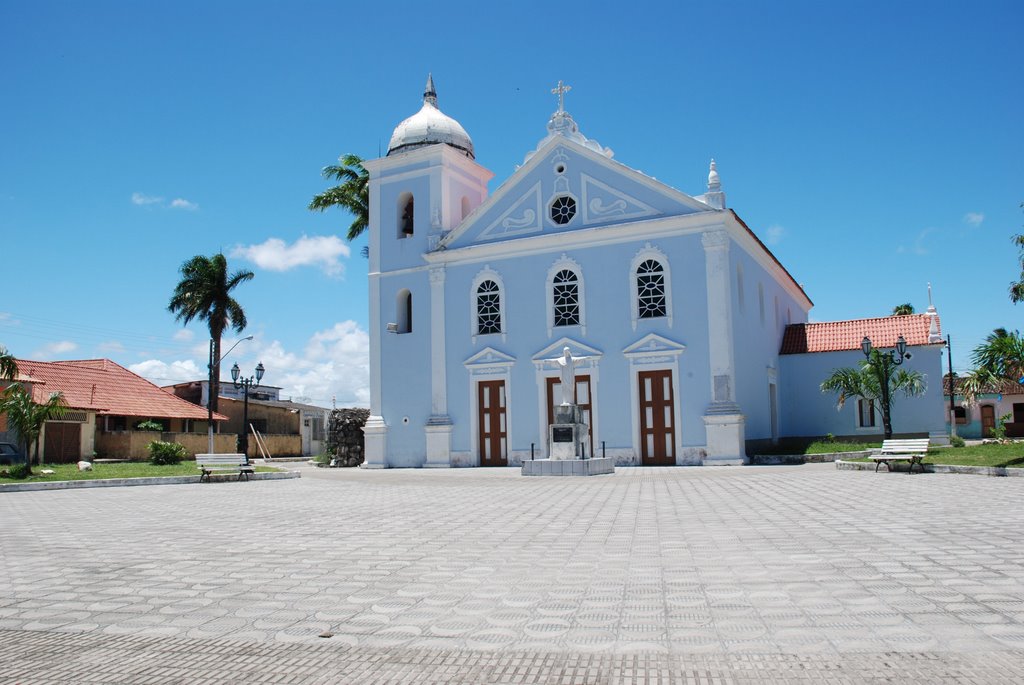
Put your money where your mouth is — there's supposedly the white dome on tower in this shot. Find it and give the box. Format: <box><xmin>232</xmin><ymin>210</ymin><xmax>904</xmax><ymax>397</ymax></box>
<box><xmin>386</xmin><ymin>74</ymin><xmax>475</xmax><ymax>159</ymax></box>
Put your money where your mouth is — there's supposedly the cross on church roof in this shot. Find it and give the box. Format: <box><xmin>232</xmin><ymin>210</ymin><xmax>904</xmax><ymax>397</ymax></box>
<box><xmin>551</xmin><ymin>80</ymin><xmax>572</xmax><ymax>113</ymax></box>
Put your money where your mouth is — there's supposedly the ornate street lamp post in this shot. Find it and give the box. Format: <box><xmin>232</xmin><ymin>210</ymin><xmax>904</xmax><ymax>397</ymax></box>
<box><xmin>206</xmin><ymin>336</ymin><xmax>253</xmax><ymax>453</ymax></box>
<box><xmin>231</xmin><ymin>361</ymin><xmax>265</xmax><ymax>462</ymax></box>
<box><xmin>861</xmin><ymin>335</ymin><xmax>908</xmax><ymax>439</ymax></box>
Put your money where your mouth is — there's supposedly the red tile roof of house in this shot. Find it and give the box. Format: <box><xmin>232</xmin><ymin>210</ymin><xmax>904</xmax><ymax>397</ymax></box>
<box><xmin>943</xmin><ymin>373</ymin><xmax>1023</xmax><ymax>397</ymax></box>
<box><xmin>13</xmin><ymin>358</ymin><xmax>226</xmax><ymax>420</ymax></box>
<box><xmin>780</xmin><ymin>314</ymin><xmax>940</xmax><ymax>355</ymax></box>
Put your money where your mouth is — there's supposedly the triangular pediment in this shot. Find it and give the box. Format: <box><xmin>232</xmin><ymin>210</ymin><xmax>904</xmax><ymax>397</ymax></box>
<box><xmin>623</xmin><ymin>333</ymin><xmax>687</xmax><ymax>357</ymax></box>
<box><xmin>532</xmin><ymin>337</ymin><xmax>604</xmax><ymax>362</ymax></box>
<box><xmin>464</xmin><ymin>346</ymin><xmax>516</xmax><ymax>367</ymax></box>
<box><xmin>440</xmin><ymin>136</ymin><xmax>714</xmax><ymax>250</ymax></box>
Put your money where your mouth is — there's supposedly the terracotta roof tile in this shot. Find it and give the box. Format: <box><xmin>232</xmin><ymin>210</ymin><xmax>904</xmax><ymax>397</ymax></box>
<box><xmin>780</xmin><ymin>314</ymin><xmax>940</xmax><ymax>355</ymax></box>
<box><xmin>13</xmin><ymin>358</ymin><xmax>226</xmax><ymax>421</ymax></box>
<box><xmin>943</xmin><ymin>373</ymin><xmax>1023</xmax><ymax>396</ymax></box>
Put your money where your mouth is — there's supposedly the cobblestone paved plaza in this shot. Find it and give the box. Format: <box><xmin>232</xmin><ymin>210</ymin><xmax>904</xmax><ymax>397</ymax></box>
<box><xmin>1</xmin><ymin>463</ymin><xmax>1023</xmax><ymax>683</ymax></box>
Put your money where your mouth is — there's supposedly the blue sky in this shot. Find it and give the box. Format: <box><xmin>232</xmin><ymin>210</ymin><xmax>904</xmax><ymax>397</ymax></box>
<box><xmin>1</xmin><ymin>1</ymin><xmax>1021</xmax><ymax>407</ymax></box>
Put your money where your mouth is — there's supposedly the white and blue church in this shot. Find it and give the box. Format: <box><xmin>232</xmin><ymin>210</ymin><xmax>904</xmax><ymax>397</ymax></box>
<box><xmin>361</xmin><ymin>77</ymin><xmax>950</xmax><ymax>468</ymax></box>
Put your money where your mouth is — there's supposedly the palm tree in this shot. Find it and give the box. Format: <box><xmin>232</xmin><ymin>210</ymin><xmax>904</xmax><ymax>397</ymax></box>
<box><xmin>168</xmin><ymin>253</ymin><xmax>254</xmax><ymax>414</ymax></box>
<box><xmin>891</xmin><ymin>303</ymin><xmax>915</xmax><ymax>315</ymax></box>
<box><xmin>1010</xmin><ymin>225</ymin><xmax>1024</xmax><ymax>303</ymax></box>
<box><xmin>820</xmin><ymin>349</ymin><xmax>927</xmax><ymax>439</ymax></box>
<box><xmin>959</xmin><ymin>328</ymin><xmax>1024</xmax><ymax>403</ymax></box>
<box><xmin>0</xmin><ymin>385</ymin><xmax>66</xmax><ymax>472</ymax></box>
<box><xmin>309</xmin><ymin>153</ymin><xmax>369</xmax><ymax>245</ymax></box>
<box><xmin>0</xmin><ymin>346</ymin><xmax>17</xmax><ymax>381</ymax></box>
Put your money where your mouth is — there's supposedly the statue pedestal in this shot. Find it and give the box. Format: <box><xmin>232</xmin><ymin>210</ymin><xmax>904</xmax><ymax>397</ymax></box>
<box><xmin>548</xmin><ymin>404</ymin><xmax>588</xmax><ymax>460</ymax></box>
<box><xmin>522</xmin><ymin>403</ymin><xmax>614</xmax><ymax>476</ymax></box>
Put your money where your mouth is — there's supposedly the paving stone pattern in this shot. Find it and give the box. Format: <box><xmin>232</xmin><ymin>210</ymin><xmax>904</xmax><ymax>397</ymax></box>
<box><xmin>1</xmin><ymin>464</ymin><xmax>1022</xmax><ymax>683</ymax></box>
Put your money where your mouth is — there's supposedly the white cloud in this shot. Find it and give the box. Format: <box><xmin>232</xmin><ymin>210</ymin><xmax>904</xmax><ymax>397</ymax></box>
<box><xmin>170</xmin><ymin>198</ymin><xmax>199</xmax><ymax>211</ymax></box>
<box><xmin>897</xmin><ymin>227</ymin><xmax>935</xmax><ymax>256</ymax></box>
<box><xmin>764</xmin><ymin>224</ymin><xmax>786</xmax><ymax>246</ymax></box>
<box><xmin>172</xmin><ymin>329</ymin><xmax>195</xmax><ymax>342</ymax></box>
<box><xmin>232</xmin><ymin>235</ymin><xmax>351</xmax><ymax>276</ymax></box>
<box><xmin>131</xmin><ymin>192</ymin><xmax>163</xmax><ymax>206</ymax></box>
<box><xmin>32</xmin><ymin>341</ymin><xmax>78</xmax><ymax>359</ymax></box>
<box><xmin>132</xmin><ymin>193</ymin><xmax>199</xmax><ymax>211</ymax></box>
<box><xmin>963</xmin><ymin>212</ymin><xmax>984</xmax><ymax>226</ymax></box>
<box><xmin>98</xmin><ymin>341</ymin><xmax>125</xmax><ymax>353</ymax></box>
<box><xmin>129</xmin><ymin>359</ymin><xmax>203</xmax><ymax>386</ymax></box>
<box><xmin>127</xmin><ymin>322</ymin><xmax>369</xmax><ymax>407</ymax></box>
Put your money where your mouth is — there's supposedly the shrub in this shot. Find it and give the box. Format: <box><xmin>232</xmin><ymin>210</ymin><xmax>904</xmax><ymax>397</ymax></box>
<box><xmin>6</xmin><ymin>463</ymin><xmax>30</xmax><ymax>479</ymax></box>
<box><xmin>135</xmin><ymin>420</ymin><xmax>164</xmax><ymax>432</ymax></box>
<box><xmin>991</xmin><ymin>413</ymin><xmax>1013</xmax><ymax>442</ymax></box>
<box><xmin>949</xmin><ymin>435</ymin><xmax>966</xmax><ymax>448</ymax></box>
<box><xmin>148</xmin><ymin>440</ymin><xmax>187</xmax><ymax>465</ymax></box>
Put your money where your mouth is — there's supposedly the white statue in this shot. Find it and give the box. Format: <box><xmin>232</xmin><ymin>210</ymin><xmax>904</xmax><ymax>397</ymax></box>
<box><xmin>547</xmin><ymin>346</ymin><xmax>590</xmax><ymax>406</ymax></box>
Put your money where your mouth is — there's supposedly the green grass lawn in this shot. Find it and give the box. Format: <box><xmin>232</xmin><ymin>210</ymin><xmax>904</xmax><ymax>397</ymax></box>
<box><xmin>0</xmin><ymin>461</ymin><xmax>282</xmax><ymax>482</ymax></box>
<box><xmin>846</xmin><ymin>442</ymin><xmax>1024</xmax><ymax>468</ymax></box>
<box><xmin>756</xmin><ymin>438</ymin><xmax>881</xmax><ymax>456</ymax></box>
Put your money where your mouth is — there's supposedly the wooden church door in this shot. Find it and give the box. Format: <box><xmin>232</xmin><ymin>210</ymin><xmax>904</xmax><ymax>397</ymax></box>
<box><xmin>639</xmin><ymin>370</ymin><xmax>675</xmax><ymax>465</ymax></box>
<box><xmin>478</xmin><ymin>380</ymin><xmax>507</xmax><ymax>466</ymax></box>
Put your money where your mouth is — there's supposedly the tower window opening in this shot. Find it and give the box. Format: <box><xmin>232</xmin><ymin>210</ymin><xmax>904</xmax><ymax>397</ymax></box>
<box><xmin>398</xmin><ymin>193</ymin><xmax>415</xmax><ymax>238</ymax></box>
<box><xmin>397</xmin><ymin>290</ymin><xmax>412</xmax><ymax>333</ymax></box>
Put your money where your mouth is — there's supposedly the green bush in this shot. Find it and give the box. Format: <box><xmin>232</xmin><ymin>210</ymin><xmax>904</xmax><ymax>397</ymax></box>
<box><xmin>6</xmin><ymin>463</ymin><xmax>30</xmax><ymax>479</ymax></box>
<box><xmin>949</xmin><ymin>435</ymin><xmax>966</xmax><ymax>448</ymax></box>
<box><xmin>147</xmin><ymin>440</ymin><xmax>187</xmax><ymax>465</ymax></box>
<box><xmin>135</xmin><ymin>420</ymin><xmax>164</xmax><ymax>432</ymax></box>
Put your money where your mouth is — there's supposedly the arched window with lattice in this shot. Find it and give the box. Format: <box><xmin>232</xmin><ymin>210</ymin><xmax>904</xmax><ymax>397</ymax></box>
<box><xmin>476</xmin><ymin>280</ymin><xmax>502</xmax><ymax>335</ymax></box>
<box><xmin>552</xmin><ymin>269</ymin><xmax>580</xmax><ymax>327</ymax></box>
<box><xmin>636</xmin><ymin>259</ymin><xmax>666</xmax><ymax>318</ymax></box>
<box><xmin>630</xmin><ymin>246</ymin><xmax>672</xmax><ymax>330</ymax></box>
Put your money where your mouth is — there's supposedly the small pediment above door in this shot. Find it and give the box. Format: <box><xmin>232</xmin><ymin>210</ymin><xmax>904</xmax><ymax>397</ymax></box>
<box><xmin>532</xmin><ymin>337</ymin><xmax>603</xmax><ymax>363</ymax></box>
<box><xmin>464</xmin><ymin>346</ymin><xmax>516</xmax><ymax>368</ymax></box>
<box><xmin>623</xmin><ymin>333</ymin><xmax>686</xmax><ymax>358</ymax></box>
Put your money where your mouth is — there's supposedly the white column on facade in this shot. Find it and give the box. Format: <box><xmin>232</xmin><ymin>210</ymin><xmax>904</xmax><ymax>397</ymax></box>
<box><xmin>424</xmin><ymin>264</ymin><xmax>453</xmax><ymax>467</ymax></box>
<box><xmin>701</xmin><ymin>229</ymin><xmax>746</xmax><ymax>464</ymax></box>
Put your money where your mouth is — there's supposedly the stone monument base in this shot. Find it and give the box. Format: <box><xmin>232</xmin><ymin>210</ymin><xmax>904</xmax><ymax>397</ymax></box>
<box><xmin>521</xmin><ymin>457</ymin><xmax>615</xmax><ymax>477</ymax></box>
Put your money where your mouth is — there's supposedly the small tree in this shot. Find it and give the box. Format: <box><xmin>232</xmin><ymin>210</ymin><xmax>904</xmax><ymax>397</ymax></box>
<box><xmin>1009</xmin><ymin>203</ymin><xmax>1024</xmax><ymax>303</ymax></box>
<box><xmin>820</xmin><ymin>348</ymin><xmax>926</xmax><ymax>439</ymax></box>
<box><xmin>0</xmin><ymin>385</ymin><xmax>67</xmax><ymax>473</ymax></box>
<box><xmin>959</xmin><ymin>328</ymin><xmax>1024</xmax><ymax>403</ymax></box>
<box><xmin>891</xmin><ymin>303</ymin><xmax>915</xmax><ymax>315</ymax></box>
<box><xmin>0</xmin><ymin>346</ymin><xmax>17</xmax><ymax>381</ymax></box>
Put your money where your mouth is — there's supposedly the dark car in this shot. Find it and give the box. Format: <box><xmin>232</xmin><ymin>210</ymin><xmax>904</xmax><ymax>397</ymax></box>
<box><xmin>0</xmin><ymin>442</ymin><xmax>24</xmax><ymax>466</ymax></box>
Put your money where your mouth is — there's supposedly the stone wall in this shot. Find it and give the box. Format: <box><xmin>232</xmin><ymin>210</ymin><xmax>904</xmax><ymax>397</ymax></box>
<box><xmin>326</xmin><ymin>408</ymin><xmax>369</xmax><ymax>467</ymax></box>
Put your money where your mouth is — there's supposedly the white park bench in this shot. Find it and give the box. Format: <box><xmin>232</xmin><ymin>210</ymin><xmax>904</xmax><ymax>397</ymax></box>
<box><xmin>195</xmin><ymin>454</ymin><xmax>254</xmax><ymax>482</ymax></box>
<box><xmin>870</xmin><ymin>438</ymin><xmax>930</xmax><ymax>474</ymax></box>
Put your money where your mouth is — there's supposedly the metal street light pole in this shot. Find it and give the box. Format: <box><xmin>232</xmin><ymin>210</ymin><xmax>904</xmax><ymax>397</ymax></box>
<box><xmin>207</xmin><ymin>336</ymin><xmax>254</xmax><ymax>454</ymax></box>
<box><xmin>231</xmin><ymin>361</ymin><xmax>265</xmax><ymax>464</ymax></box>
<box><xmin>947</xmin><ymin>334</ymin><xmax>957</xmax><ymax>439</ymax></box>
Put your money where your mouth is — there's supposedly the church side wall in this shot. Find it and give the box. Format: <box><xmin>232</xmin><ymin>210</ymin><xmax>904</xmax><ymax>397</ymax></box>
<box><xmin>778</xmin><ymin>346</ymin><xmax>946</xmax><ymax>440</ymax></box>
<box><xmin>442</xmin><ymin>232</ymin><xmax>713</xmax><ymax>465</ymax></box>
<box><xmin>729</xmin><ymin>247</ymin><xmax>809</xmax><ymax>444</ymax></box>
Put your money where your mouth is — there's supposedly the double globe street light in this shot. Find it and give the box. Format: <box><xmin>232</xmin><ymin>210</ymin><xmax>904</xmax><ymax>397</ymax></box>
<box><xmin>231</xmin><ymin>361</ymin><xmax>265</xmax><ymax>462</ymax></box>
